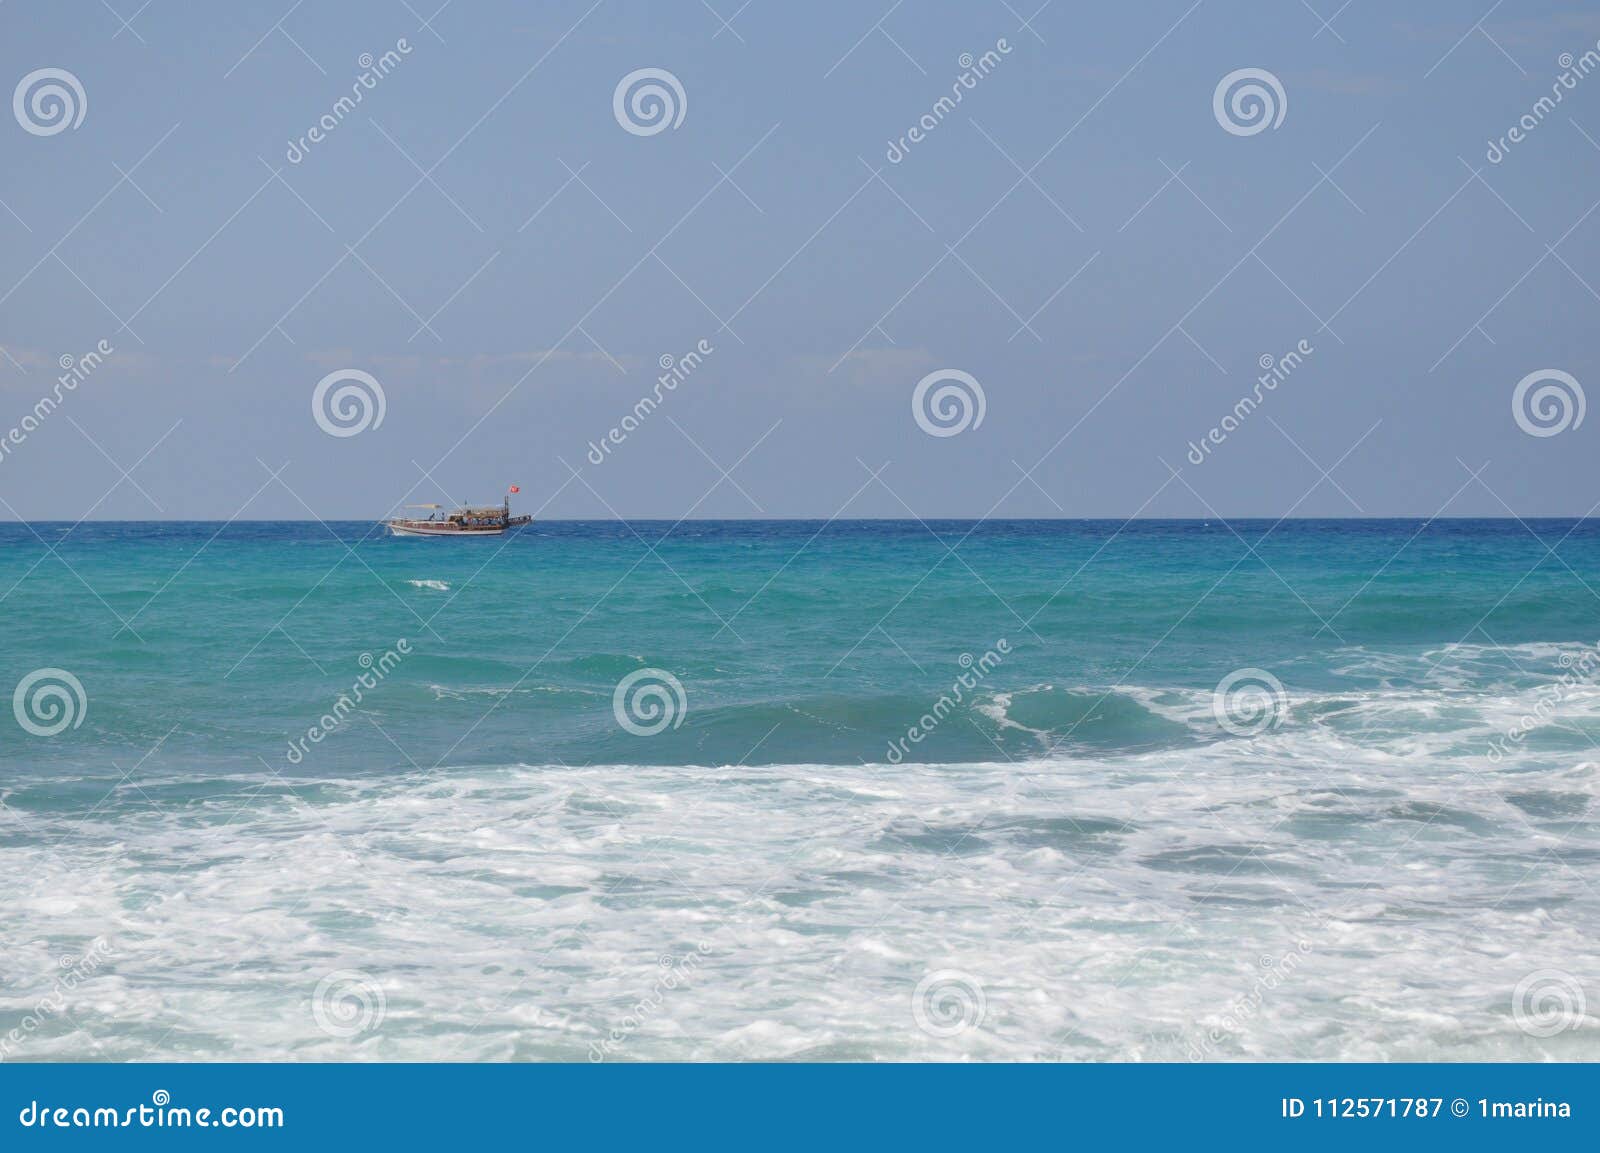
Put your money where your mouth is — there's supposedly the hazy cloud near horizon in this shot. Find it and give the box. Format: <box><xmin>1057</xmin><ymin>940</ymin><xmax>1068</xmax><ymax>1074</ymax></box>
<box><xmin>1</xmin><ymin>0</ymin><xmax>1597</xmax><ymax>519</ymax></box>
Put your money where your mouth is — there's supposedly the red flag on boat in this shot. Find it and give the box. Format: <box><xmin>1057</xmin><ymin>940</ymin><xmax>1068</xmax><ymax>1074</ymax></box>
<box><xmin>508</xmin><ymin>485</ymin><xmax>520</xmax><ymax>493</ymax></box>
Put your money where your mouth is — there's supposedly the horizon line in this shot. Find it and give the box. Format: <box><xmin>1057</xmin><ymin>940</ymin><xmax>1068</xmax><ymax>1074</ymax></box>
<box><xmin>2</xmin><ymin>515</ymin><xmax>1594</xmax><ymax>525</ymax></box>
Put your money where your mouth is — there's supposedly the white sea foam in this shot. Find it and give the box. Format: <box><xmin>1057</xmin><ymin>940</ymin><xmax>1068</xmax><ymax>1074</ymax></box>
<box><xmin>406</xmin><ymin>579</ymin><xmax>450</xmax><ymax>591</ymax></box>
<box><xmin>2</xmin><ymin>675</ymin><xmax>1596</xmax><ymax>1062</ymax></box>
<box><xmin>974</xmin><ymin>687</ymin><xmax>1051</xmax><ymax>738</ymax></box>
<box><xmin>3</xmin><ymin>641</ymin><xmax>1596</xmax><ymax>1062</ymax></box>
<box><xmin>427</xmin><ymin>683</ymin><xmax>597</xmax><ymax>702</ymax></box>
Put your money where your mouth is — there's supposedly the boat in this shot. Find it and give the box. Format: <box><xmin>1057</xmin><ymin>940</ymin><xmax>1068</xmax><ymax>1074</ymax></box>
<box><xmin>386</xmin><ymin>487</ymin><xmax>532</xmax><ymax>537</ymax></box>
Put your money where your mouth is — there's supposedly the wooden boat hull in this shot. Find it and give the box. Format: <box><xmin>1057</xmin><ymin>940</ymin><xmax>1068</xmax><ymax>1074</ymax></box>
<box><xmin>387</xmin><ymin>522</ymin><xmax>505</xmax><ymax>537</ymax></box>
<box><xmin>386</xmin><ymin>515</ymin><xmax>531</xmax><ymax>537</ymax></box>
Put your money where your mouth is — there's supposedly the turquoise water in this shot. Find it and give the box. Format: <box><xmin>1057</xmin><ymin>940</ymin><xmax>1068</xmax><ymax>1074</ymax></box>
<box><xmin>2</xmin><ymin>520</ymin><xmax>1598</xmax><ymax>1060</ymax></box>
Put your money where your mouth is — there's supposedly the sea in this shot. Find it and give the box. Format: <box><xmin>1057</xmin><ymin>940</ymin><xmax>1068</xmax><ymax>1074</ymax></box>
<box><xmin>1</xmin><ymin>519</ymin><xmax>1597</xmax><ymax>1061</ymax></box>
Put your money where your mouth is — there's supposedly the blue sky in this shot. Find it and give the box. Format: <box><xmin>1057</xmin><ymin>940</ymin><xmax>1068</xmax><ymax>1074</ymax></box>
<box><xmin>2</xmin><ymin>0</ymin><xmax>1598</xmax><ymax>518</ymax></box>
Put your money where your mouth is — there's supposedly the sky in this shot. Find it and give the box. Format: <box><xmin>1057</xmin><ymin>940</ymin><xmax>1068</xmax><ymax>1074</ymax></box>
<box><xmin>1</xmin><ymin>0</ymin><xmax>1598</xmax><ymax>519</ymax></box>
